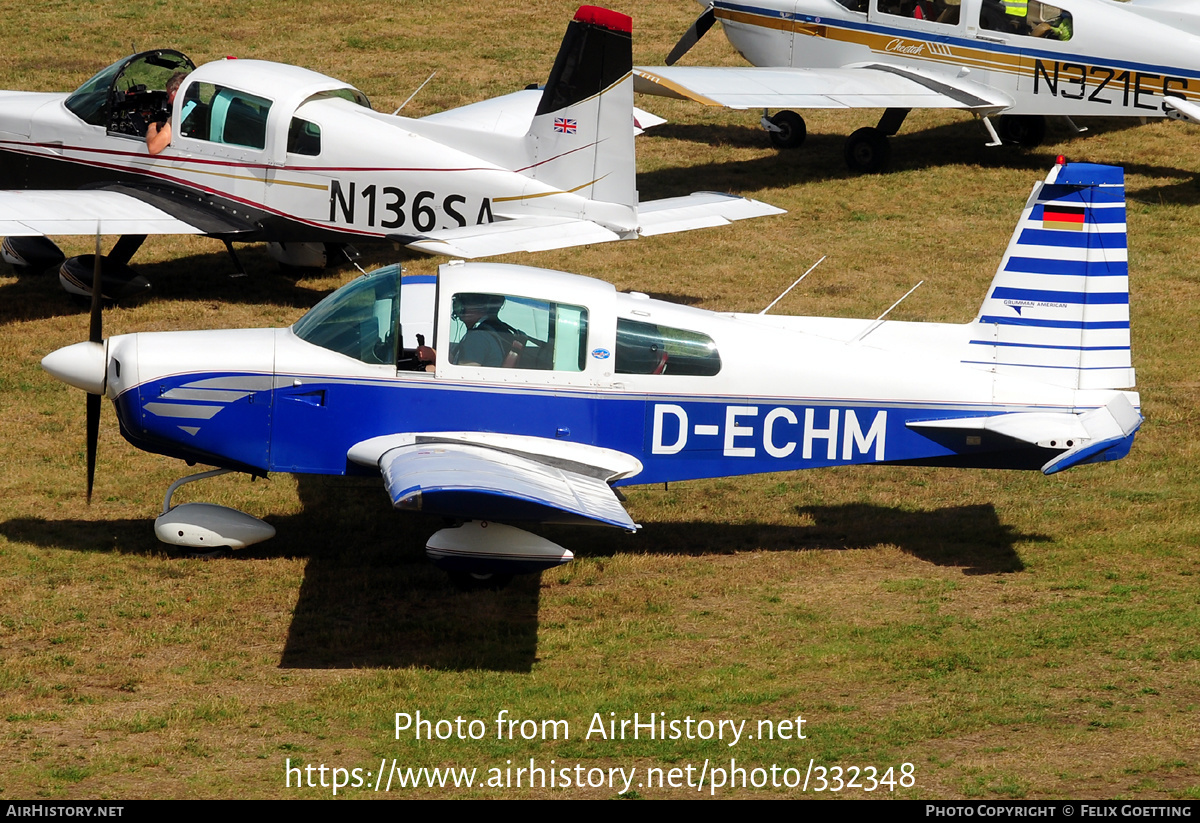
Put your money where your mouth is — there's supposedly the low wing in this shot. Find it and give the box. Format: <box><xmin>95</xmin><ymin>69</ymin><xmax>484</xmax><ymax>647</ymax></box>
<box><xmin>0</xmin><ymin>189</ymin><xmax>205</xmax><ymax>236</ymax></box>
<box><xmin>405</xmin><ymin>192</ymin><xmax>784</xmax><ymax>258</ymax></box>
<box><xmin>0</xmin><ymin>183</ymin><xmax>257</xmax><ymax>237</ymax></box>
<box><xmin>348</xmin><ymin>432</ymin><xmax>642</xmax><ymax>530</ymax></box>
<box><xmin>633</xmin><ymin>64</ymin><xmax>1011</xmax><ymax>113</ymax></box>
<box><xmin>1164</xmin><ymin>96</ymin><xmax>1200</xmax><ymax>125</ymax></box>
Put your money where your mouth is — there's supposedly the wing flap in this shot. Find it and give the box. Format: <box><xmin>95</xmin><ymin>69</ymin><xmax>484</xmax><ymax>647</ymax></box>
<box><xmin>0</xmin><ymin>190</ymin><xmax>205</xmax><ymax>236</ymax></box>
<box><xmin>376</xmin><ymin>442</ymin><xmax>638</xmax><ymax>530</ymax></box>
<box><xmin>634</xmin><ymin>65</ymin><xmax>1011</xmax><ymax>112</ymax></box>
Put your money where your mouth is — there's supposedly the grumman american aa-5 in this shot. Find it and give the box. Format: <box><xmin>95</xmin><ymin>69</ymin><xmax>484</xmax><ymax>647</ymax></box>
<box><xmin>42</xmin><ymin>161</ymin><xmax>1140</xmax><ymax>587</ymax></box>
<box><xmin>0</xmin><ymin>6</ymin><xmax>780</xmax><ymax>299</ymax></box>
<box><xmin>636</xmin><ymin>0</ymin><xmax>1200</xmax><ymax>172</ymax></box>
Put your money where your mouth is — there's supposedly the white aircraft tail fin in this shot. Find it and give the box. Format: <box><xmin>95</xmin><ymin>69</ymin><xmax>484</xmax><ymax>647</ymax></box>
<box><xmin>966</xmin><ymin>162</ymin><xmax>1133</xmax><ymax>391</ymax></box>
<box><xmin>524</xmin><ymin>6</ymin><xmax>636</xmax><ymax>213</ymax></box>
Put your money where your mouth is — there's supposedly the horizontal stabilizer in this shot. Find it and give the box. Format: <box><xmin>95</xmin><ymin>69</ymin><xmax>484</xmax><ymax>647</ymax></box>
<box><xmin>638</xmin><ymin>192</ymin><xmax>786</xmax><ymax>235</ymax></box>
<box><xmin>405</xmin><ymin>217</ymin><xmax>624</xmax><ymax>258</ymax></box>
<box><xmin>0</xmin><ymin>190</ymin><xmax>204</xmax><ymax>236</ymax></box>
<box><xmin>908</xmin><ymin>412</ymin><xmax>1090</xmax><ymax>446</ymax></box>
<box><xmin>1040</xmin><ymin>394</ymin><xmax>1142</xmax><ymax>474</ymax></box>
<box><xmin>405</xmin><ymin>193</ymin><xmax>783</xmax><ymax>257</ymax></box>
<box><xmin>908</xmin><ymin>394</ymin><xmax>1142</xmax><ymax>474</ymax></box>
<box><xmin>361</xmin><ymin>437</ymin><xmax>639</xmax><ymax>530</ymax></box>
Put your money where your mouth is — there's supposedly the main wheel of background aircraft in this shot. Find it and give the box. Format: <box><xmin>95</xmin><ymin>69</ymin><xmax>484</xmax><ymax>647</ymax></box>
<box><xmin>844</xmin><ymin>127</ymin><xmax>892</xmax><ymax>174</ymax></box>
<box><xmin>767</xmin><ymin>110</ymin><xmax>806</xmax><ymax>149</ymax></box>
<box><xmin>2</xmin><ymin>236</ymin><xmax>65</xmax><ymax>275</ymax></box>
<box><xmin>58</xmin><ymin>255</ymin><xmax>150</xmax><ymax>305</ymax></box>
<box><xmin>997</xmin><ymin>114</ymin><xmax>1047</xmax><ymax>148</ymax></box>
<box><xmin>448</xmin><ymin>571</ymin><xmax>514</xmax><ymax>592</ymax></box>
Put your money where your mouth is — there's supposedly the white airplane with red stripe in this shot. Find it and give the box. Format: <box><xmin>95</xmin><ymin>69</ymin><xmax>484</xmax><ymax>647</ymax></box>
<box><xmin>0</xmin><ymin>6</ymin><xmax>781</xmax><ymax>300</ymax></box>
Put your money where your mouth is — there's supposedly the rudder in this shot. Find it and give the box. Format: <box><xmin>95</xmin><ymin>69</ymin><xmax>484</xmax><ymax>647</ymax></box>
<box><xmin>965</xmin><ymin>162</ymin><xmax>1133</xmax><ymax>391</ymax></box>
<box><xmin>525</xmin><ymin>6</ymin><xmax>636</xmax><ymax>216</ymax></box>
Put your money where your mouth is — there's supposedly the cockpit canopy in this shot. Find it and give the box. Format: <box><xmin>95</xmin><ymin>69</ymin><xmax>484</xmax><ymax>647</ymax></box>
<box><xmin>65</xmin><ymin>50</ymin><xmax>195</xmax><ymax>134</ymax></box>
<box><xmin>293</xmin><ymin>268</ymin><xmax>402</xmax><ymax>366</ymax></box>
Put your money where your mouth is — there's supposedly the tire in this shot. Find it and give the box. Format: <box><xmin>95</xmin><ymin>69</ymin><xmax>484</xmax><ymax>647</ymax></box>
<box><xmin>767</xmin><ymin>110</ymin><xmax>806</xmax><ymax>149</ymax></box>
<box><xmin>843</xmin><ymin>127</ymin><xmax>892</xmax><ymax>174</ymax></box>
<box><xmin>997</xmin><ymin>115</ymin><xmax>1046</xmax><ymax>148</ymax></box>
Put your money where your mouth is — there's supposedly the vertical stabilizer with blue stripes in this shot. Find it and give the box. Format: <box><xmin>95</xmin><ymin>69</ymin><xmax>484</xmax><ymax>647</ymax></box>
<box><xmin>966</xmin><ymin>163</ymin><xmax>1132</xmax><ymax>391</ymax></box>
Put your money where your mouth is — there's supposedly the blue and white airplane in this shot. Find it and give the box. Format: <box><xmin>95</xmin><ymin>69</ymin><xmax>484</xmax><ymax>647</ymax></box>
<box><xmin>635</xmin><ymin>0</ymin><xmax>1200</xmax><ymax>172</ymax></box>
<box><xmin>42</xmin><ymin>160</ymin><xmax>1140</xmax><ymax>585</ymax></box>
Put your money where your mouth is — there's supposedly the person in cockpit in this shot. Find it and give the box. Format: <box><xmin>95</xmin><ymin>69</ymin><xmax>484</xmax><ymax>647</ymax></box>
<box><xmin>146</xmin><ymin>70</ymin><xmax>189</xmax><ymax>155</ymax></box>
<box><xmin>450</xmin><ymin>293</ymin><xmax>526</xmax><ymax>368</ymax></box>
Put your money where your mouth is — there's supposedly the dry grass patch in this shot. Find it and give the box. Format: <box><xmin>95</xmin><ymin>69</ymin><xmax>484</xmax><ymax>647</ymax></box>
<box><xmin>1</xmin><ymin>0</ymin><xmax>1199</xmax><ymax>800</ymax></box>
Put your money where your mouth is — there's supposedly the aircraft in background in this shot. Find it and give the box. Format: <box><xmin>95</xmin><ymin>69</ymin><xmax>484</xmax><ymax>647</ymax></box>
<box><xmin>42</xmin><ymin>160</ymin><xmax>1140</xmax><ymax>586</ymax></box>
<box><xmin>0</xmin><ymin>6</ymin><xmax>780</xmax><ymax>300</ymax></box>
<box><xmin>635</xmin><ymin>0</ymin><xmax>1200</xmax><ymax>173</ymax></box>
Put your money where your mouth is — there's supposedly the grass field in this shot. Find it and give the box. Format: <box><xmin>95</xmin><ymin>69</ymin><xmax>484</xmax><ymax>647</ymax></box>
<box><xmin>1</xmin><ymin>0</ymin><xmax>1199</xmax><ymax>800</ymax></box>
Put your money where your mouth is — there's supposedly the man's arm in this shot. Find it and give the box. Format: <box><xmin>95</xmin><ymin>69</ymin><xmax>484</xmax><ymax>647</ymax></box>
<box><xmin>146</xmin><ymin>121</ymin><xmax>171</xmax><ymax>155</ymax></box>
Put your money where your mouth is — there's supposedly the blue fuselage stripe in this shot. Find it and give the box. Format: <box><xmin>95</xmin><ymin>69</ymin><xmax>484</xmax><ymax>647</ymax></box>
<box><xmin>114</xmin><ymin>371</ymin><xmax>1094</xmax><ymax>484</ymax></box>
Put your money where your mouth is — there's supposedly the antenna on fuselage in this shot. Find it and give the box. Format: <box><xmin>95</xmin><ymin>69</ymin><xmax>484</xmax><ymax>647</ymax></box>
<box><xmin>851</xmin><ymin>281</ymin><xmax>924</xmax><ymax>343</ymax></box>
<box><xmin>759</xmin><ymin>256</ymin><xmax>825</xmax><ymax>315</ymax></box>
<box><xmin>394</xmin><ymin>72</ymin><xmax>438</xmax><ymax>114</ymax></box>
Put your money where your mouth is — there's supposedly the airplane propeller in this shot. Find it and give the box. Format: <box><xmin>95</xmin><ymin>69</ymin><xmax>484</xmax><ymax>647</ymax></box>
<box><xmin>42</xmin><ymin>230</ymin><xmax>110</xmax><ymax>503</ymax></box>
<box><xmin>86</xmin><ymin>231</ymin><xmax>103</xmax><ymax>502</ymax></box>
<box><xmin>666</xmin><ymin>4</ymin><xmax>716</xmax><ymax>66</ymax></box>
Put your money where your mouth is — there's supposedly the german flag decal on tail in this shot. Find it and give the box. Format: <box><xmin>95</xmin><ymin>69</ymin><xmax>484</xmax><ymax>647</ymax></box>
<box><xmin>1042</xmin><ymin>204</ymin><xmax>1086</xmax><ymax>231</ymax></box>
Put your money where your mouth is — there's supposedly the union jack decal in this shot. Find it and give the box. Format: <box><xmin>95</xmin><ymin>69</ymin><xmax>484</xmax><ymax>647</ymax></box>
<box><xmin>554</xmin><ymin>117</ymin><xmax>578</xmax><ymax>134</ymax></box>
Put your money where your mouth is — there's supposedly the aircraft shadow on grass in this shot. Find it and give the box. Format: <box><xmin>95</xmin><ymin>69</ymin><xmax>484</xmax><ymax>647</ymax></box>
<box><xmin>0</xmin><ymin>477</ymin><xmax>1045</xmax><ymax>672</ymax></box>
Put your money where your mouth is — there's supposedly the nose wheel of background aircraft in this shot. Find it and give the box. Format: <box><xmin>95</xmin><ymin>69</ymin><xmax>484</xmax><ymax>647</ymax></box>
<box><xmin>844</xmin><ymin>127</ymin><xmax>892</xmax><ymax>174</ymax></box>
<box><xmin>764</xmin><ymin>109</ymin><xmax>806</xmax><ymax>149</ymax></box>
<box><xmin>997</xmin><ymin>114</ymin><xmax>1047</xmax><ymax>148</ymax></box>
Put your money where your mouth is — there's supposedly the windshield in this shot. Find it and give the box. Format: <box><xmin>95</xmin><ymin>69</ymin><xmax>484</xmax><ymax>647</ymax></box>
<box><xmin>65</xmin><ymin>50</ymin><xmax>195</xmax><ymax>128</ymax></box>
<box><xmin>293</xmin><ymin>269</ymin><xmax>401</xmax><ymax>365</ymax></box>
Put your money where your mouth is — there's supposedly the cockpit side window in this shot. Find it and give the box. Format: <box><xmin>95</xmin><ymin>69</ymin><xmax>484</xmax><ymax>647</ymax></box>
<box><xmin>980</xmin><ymin>0</ymin><xmax>1072</xmax><ymax>39</ymax></box>
<box><xmin>287</xmin><ymin>118</ymin><xmax>321</xmax><ymax>156</ymax></box>
<box><xmin>615</xmin><ymin>318</ymin><xmax>721</xmax><ymax>376</ymax></box>
<box><xmin>835</xmin><ymin>0</ymin><xmax>868</xmax><ymax>12</ymax></box>
<box><xmin>293</xmin><ymin>270</ymin><xmax>401</xmax><ymax>365</ymax></box>
<box><xmin>448</xmin><ymin>293</ymin><xmax>588</xmax><ymax>371</ymax></box>
<box><xmin>179</xmin><ymin>82</ymin><xmax>272</xmax><ymax>150</ymax></box>
<box><xmin>877</xmin><ymin>0</ymin><xmax>960</xmax><ymax>24</ymax></box>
